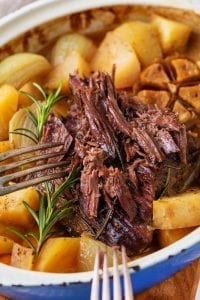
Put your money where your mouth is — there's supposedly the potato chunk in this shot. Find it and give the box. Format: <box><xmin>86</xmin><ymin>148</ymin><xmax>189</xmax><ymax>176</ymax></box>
<box><xmin>0</xmin><ymin>236</ymin><xmax>14</xmax><ymax>255</ymax></box>
<box><xmin>158</xmin><ymin>228</ymin><xmax>194</xmax><ymax>248</ymax></box>
<box><xmin>79</xmin><ymin>234</ymin><xmax>122</xmax><ymax>272</ymax></box>
<box><xmin>152</xmin><ymin>15</ymin><xmax>191</xmax><ymax>54</ymax></box>
<box><xmin>34</xmin><ymin>237</ymin><xmax>80</xmax><ymax>273</ymax></box>
<box><xmin>0</xmin><ymin>187</ymin><xmax>39</xmax><ymax>228</ymax></box>
<box><xmin>0</xmin><ymin>254</ymin><xmax>11</xmax><ymax>265</ymax></box>
<box><xmin>114</xmin><ymin>21</ymin><xmax>162</xmax><ymax>67</ymax></box>
<box><xmin>11</xmin><ymin>243</ymin><xmax>34</xmax><ymax>270</ymax></box>
<box><xmin>153</xmin><ymin>189</ymin><xmax>200</xmax><ymax>229</ymax></box>
<box><xmin>0</xmin><ymin>85</ymin><xmax>18</xmax><ymax>141</ymax></box>
<box><xmin>91</xmin><ymin>31</ymin><xmax>141</xmax><ymax>89</ymax></box>
<box><xmin>45</xmin><ymin>51</ymin><xmax>91</xmax><ymax>92</ymax></box>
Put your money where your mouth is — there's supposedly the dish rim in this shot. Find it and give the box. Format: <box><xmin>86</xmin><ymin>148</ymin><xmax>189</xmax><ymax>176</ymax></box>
<box><xmin>0</xmin><ymin>0</ymin><xmax>199</xmax><ymax>287</ymax></box>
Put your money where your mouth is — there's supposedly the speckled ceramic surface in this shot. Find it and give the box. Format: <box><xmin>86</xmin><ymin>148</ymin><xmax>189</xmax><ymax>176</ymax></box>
<box><xmin>0</xmin><ymin>1</ymin><xmax>199</xmax><ymax>299</ymax></box>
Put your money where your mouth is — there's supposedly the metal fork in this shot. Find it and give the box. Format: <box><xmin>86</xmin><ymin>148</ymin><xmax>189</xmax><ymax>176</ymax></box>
<box><xmin>0</xmin><ymin>142</ymin><xmax>68</xmax><ymax>196</ymax></box>
<box><xmin>91</xmin><ymin>246</ymin><xmax>134</xmax><ymax>300</ymax></box>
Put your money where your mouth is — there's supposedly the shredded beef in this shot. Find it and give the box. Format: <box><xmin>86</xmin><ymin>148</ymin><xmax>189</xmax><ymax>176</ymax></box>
<box><xmin>40</xmin><ymin>114</ymin><xmax>73</xmax><ymax>163</ymax></box>
<box><xmin>59</xmin><ymin>71</ymin><xmax>191</xmax><ymax>255</ymax></box>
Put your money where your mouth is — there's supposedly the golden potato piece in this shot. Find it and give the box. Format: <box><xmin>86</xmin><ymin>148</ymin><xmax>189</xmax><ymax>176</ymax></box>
<box><xmin>114</xmin><ymin>21</ymin><xmax>162</xmax><ymax>67</ymax></box>
<box><xmin>79</xmin><ymin>234</ymin><xmax>122</xmax><ymax>272</ymax></box>
<box><xmin>0</xmin><ymin>187</ymin><xmax>39</xmax><ymax>228</ymax></box>
<box><xmin>0</xmin><ymin>254</ymin><xmax>11</xmax><ymax>265</ymax></box>
<box><xmin>158</xmin><ymin>228</ymin><xmax>194</xmax><ymax>248</ymax></box>
<box><xmin>46</xmin><ymin>51</ymin><xmax>90</xmax><ymax>92</ymax></box>
<box><xmin>0</xmin><ymin>53</ymin><xmax>51</xmax><ymax>89</ymax></box>
<box><xmin>51</xmin><ymin>33</ymin><xmax>97</xmax><ymax>66</ymax></box>
<box><xmin>153</xmin><ymin>189</ymin><xmax>200</xmax><ymax>229</ymax></box>
<box><xmin>0</xmin><ymin>141</ymin><xmax>14</xmax><ymax>166</ymax></box>
<box><xmin>0</xmin><ymin>84</ymin><xmax>18</xmax><ymax>141</ymax></box>
<box><xmin>34</xmin><ymin>237</ymin><xmax>80</xmax><ymax>273</ymax></box>
<box><xmin>91</xmin><ymin>31</ymin><xmax>141</xmax><ymax>89</ymax></box>
<box><xmin>179</xmin><ymin>84</ymin><xmax>200</xmax><ymax>113</ymax></box>
<box><xmin>11</xmin><ymin>243</ymin><xmax>34</xmax><ymax>270</ymax></box>
<box><xmin>152</xmin><ymin>15</ymin><xmax>191</xmax><ymax>54</ymax></box>
<box><xmin>0</xmin><ymin>236</ymin><xmax>14</xmax><ymax>255</ymax></box>
<box><xmin>137</xmin><ymin>90</ymin><xmax>170</xmax><ymax>108</ymax></box>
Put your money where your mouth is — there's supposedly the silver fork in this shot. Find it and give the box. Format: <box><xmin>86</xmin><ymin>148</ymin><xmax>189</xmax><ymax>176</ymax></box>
<box><xmin>0</xmin><ymin>142</ymin><xmax>68</xmax><ymax>196</ymax></box>
<box><xmin>91</xmin><ymin>246</ymin><xmax>134</xmax><ymax>300</ymax></box>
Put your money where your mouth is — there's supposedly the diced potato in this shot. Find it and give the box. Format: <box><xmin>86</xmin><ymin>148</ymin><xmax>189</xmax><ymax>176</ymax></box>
<box><xmin>0</xmin><ymin>187</ymin><xmax>39</xmax><ymax>228</ymax></box>
<box><xmin>158</xmin><ymin>228</ymin><xmax>194</xmax><ymax>248</ymax></box>
<box><xmin>0</xmin><ymin>53</ymin><xmax>51</xmax><ymax>89</ymax></box>
<box><xmin>0</xmin><ymin>84</ymin><xmax>18</xmax><ymax>141</ymax></box>
<box><xmin>34</xmin><ymin>237</ymin><xmax>80</xmax><ymax>273</ymax></box>
<box><xmin>0</xmin><ymin>254</ymin><xmax>11</xmax><ymax>265</ymax></box>
<box><xmin>11</xmin><ymin>243</ymin><xmax>34</xmax><ymax>270</ymax></box>
<box><xmin>0</xmin><ymin>236</ymin><xmax>14</xmax><ymax>255</ymax></box>
<box><xmin>18</xmin><ymin>81</ymin><xmax>43</xmax><ymax>108</ymax></box>
<box><xmin>152</xmin><ymin>15</ymin><xmax>191</xmax><ymax>54</ymax></box>
<box><xmin>51</xmin><ymin>33</ymin><xmax>97</xmax><ymax>66</ymax></box>
<box><xmin>45</xmin><ymin>51</ymin><xmax>91</xmax><ymax>92</ymax></box>
<box><xmin>91</xmin><ymin>31</ymin><xmax>141</xmax><ymax>89</ymax></box>
<box><xmin>79</xmin><ymin>234</ymin><xmax>122</xmax><ymax>272</ymax></box>
<box><xmin>153</xmin><ymin>189</ymin><xmax>200</xmax><ymax>229</ymax></box>
<box><xmin>0</xmin><ymin>141</ymin><xmax>14</xmax><ymax>166</ymax></box>
<box><xmin>179</xmin><ymin>84</ymin><xmax>200</xmax><ymax>113</ymax></box>
<box><xmin>114</xmin><ymin>21</ymin><xmax>162</xmax><ymax>67</ymax></box>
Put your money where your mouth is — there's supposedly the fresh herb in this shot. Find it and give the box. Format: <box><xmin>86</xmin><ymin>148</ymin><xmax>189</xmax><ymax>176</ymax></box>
<box><xmin>10</xmin><ymin>82</ymin><xmax>63</xmax><ymax>143</ymax></box>
<box><xmin>158</xmin><ymin>167</ymin><xmax>171</xmax><ymax>198</ymax></box>
<box><xmin>8</xmin><ymin>168</ymin><xmax>80</xmax><ymax>255</ymax></box>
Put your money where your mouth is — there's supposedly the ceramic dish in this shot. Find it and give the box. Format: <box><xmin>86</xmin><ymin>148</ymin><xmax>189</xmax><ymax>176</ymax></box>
<box><xmin>0</xmin><ymin>0</ymin><xmax>200</xmax><ymax>299</ymax></box>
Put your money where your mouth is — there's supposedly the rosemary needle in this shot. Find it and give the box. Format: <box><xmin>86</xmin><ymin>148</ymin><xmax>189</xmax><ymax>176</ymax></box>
<box><xmin>11</xmin><ymin>82</ymin><xmax>63</xmax><ymax>143</ymax></box>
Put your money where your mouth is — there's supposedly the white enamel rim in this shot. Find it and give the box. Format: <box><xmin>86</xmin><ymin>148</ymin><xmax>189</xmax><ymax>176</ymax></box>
<box><xmin>0</xmin><ymin>0</ymin><xmax>200</xmax><ymax>286</ymax></box>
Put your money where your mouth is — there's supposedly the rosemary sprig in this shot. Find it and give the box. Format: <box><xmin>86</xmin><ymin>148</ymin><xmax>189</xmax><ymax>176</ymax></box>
<box><xmin>11</xmin><ymin>82</ymin><xmax>63</xmax><ymax>143</ymax></box>
<box><xmin>8</xmin><ymin>168</ymin><xmax>80</xmax><ymax>255</ymax></box>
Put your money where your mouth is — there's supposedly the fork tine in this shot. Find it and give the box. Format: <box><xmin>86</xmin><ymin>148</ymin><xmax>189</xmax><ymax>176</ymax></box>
<box><xmin>0</xmin><ymin>150</ymin><xmax>69</xmax><ymax>173</ymax></box>
<box><xmin>122</xmin><ymin>246</ymin><xmax>134</xmax><ymax>300</ymax></box>
<box><xmin>113</xmin><ymin>248</ymin><xmax>121</xmax><ymax>300</ymax></box>
<box><xmin>102</xmin><ymin>252</ymin><xmax>110</xmax><ymax>300</ymax></box>
<box><xmin>90</xmin><ymin>247</ymin><xmax>100</xmax><ymax>300</ymax></box>
<box><xmin>0</xmin><ymin>161</ymin><xmax>68</xmax><ymax>185</ymax></box>
<box><xmin>0</xmin><ymin>142</ymin><xmax>63</xmax><ymax>162</ymax></box>
<box><xmin>0</xmin><ymin>171</ymin><xmax>67</xmax><ymax>196</ymax></box>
